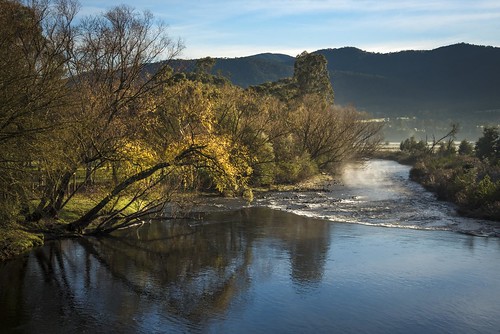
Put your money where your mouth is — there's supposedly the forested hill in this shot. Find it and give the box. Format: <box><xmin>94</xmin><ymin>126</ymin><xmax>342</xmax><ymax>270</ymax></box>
<box><xmin>316</xmin><ymin>43</ymin><xmax>500</xmax><ymax>119</ymax></box>
<box><xmin>185</xmin><ymin>43</ymin><xmax>500</xmax><ymax>120</ymax></box>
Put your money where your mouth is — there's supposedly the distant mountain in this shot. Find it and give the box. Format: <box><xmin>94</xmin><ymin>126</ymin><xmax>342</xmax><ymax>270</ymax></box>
<box><xmin>208</xmin><ymin>44</ymin><xmax>500</xmax><ymax>120</ymax></box>
<box><xmin>316</xmin><ymin>43</ymin><xmax>500</xmax><ymax>119</ymax></box>
<box><xmin>213</xmin><ymin>53</ymin><xmax>295</xmax><ymax>87</ymax></box>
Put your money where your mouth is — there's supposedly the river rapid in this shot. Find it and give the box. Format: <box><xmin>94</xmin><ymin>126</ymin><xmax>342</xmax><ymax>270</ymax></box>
<box><xmin>255</xmin><ymin>159</ymin><xmax>500</xmax><ymax>237</ymax></box>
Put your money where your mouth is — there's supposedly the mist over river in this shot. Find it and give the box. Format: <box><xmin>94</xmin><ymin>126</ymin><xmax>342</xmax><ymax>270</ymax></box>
<box><xmin>1</xmin><ymin>160</ymin><xmax>500</xmax><ymax>333</ymax></box>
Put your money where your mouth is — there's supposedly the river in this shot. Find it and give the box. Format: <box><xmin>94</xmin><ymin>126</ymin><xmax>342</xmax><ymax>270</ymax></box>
<box><xmin>257</xmin><ymin>159</ymin><xmax>500</xmax><ymax>237</ymax></box>
<box><xmin>1</xmin><ymin>160</ymin><xmax>500</xmax><ymax>333</ymax></box>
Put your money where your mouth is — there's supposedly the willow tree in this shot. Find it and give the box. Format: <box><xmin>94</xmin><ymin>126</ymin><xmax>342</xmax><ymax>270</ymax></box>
<box><xmin>290</xmin><ymin>96</ymin><xmax>383</xmax><ymax>171</ymax></box>
<box><xmin>67</xmin><ymin>77</ymin><xmax>253</xmax><ymax>233</ymax></box>
<box><xmin>213</xmin><ymin>83</ymin><xmax>290</xmax><ymax>186</ymax></box>
<box><xmin>0</xmin><ymin>0</ymin><xmax>76</xmax><ymax>222</ymax></box>
<box><xmin>27</xmin><ymin>3</ymin><xmax>186</xmax><ymax>224</ymax></box>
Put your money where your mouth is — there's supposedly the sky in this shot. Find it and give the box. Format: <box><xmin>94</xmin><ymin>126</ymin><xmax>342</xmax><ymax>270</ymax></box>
<box><xmin>78</xmin><ymin>0</ymin><xmax>500</xmax><ymax>59</ymax></box>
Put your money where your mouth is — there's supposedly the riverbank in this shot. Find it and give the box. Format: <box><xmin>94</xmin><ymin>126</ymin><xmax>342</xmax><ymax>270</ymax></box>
<box><xmin>0</xmin><ymin>223</ymin><xmax>44</xmax><ymax>261</ymax></box>
<box><xmin>0</xmin><ymin>192</ymin><xmax>109</xmax><ymax>261</ymax></box>
<box><xmin>373</xmin><ymin>151</ymin><xmax>500</xmax><ymax>222</ymax></box>
<box><xmin>409</xmin><ymin>156</ymin><xmax>500</xmax><ymax>221</ymax></box>
<box><xmin>0</xmin><ymin>173</ymin><xmax>338</xmax><ymax>262</ymax></box>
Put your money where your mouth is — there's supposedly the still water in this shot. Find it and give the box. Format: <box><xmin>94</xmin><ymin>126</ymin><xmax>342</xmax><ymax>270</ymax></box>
<box><xmin>1</xmin><ymin>160</ymin><xmax>500</xmax><ymax>333</ymax></box>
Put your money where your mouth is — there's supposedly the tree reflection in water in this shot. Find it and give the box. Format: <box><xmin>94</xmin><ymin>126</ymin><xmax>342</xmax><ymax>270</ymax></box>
<box><xmin>0</xmin><ymin>207</ymin><xmax>332</xmax><ymax>332</ymax></box>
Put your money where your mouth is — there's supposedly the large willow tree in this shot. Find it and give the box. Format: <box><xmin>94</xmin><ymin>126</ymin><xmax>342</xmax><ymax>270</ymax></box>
<box><xmin>0</xmin><ymin>1</ymin><xmax>252</xmax><ymax>234</ymax></box>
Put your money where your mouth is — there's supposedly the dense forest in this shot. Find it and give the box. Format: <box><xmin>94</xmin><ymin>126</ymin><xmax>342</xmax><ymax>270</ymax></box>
<box><xmin>0</xmin><ymin>0</ymin><xmax>382</xmax><ymax>258</ymax></box>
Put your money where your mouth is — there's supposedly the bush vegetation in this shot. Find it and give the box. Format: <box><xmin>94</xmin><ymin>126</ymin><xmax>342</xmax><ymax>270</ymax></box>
<box><xmin>404</xmin><ymin>126</ymin><xmax>500</xmax><ymax>220</ymax></box>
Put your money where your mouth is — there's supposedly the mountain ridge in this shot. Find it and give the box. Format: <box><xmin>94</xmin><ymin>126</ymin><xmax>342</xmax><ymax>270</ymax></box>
<box><xmin>203</xmin><ymin>43</ymin><xmax>500</xmax><ymax>119</ymax></box>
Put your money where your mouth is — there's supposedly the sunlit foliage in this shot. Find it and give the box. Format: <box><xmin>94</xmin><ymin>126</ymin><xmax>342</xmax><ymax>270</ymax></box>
<box><xmin>0</xmin><ymin>0</ymin><xmax>383</xmax><ymax>235</ymax></box>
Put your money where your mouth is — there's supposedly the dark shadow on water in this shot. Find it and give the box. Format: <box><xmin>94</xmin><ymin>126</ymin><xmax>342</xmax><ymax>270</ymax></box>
<box><xmin>0</xmin><ymin>207</ymin><xmax>332</xmax><ymax>333</ymax></box>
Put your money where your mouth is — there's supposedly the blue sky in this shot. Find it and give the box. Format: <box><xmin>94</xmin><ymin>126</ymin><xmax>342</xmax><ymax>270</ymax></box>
<box><xmin>78</xmin><ymin>0</ymin><xmax>500</xmax><ymax>59</ymax></box>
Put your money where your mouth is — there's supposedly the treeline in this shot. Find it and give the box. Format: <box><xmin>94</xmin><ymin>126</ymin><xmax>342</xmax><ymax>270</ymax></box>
<box><xmin>399</xmin><ymin>126</ymin><xmax>500</xmax><ymax>220</ymax></box>
<box><xmin>0</xmin><ymin>0</ymin><xmax>382</xmax><ymax>236</ymax></box>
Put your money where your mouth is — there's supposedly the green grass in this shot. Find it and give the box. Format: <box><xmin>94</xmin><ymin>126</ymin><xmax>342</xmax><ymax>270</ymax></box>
<box><xmin>0</xmin><ymin>223</ymin><xmax>44</xmax><ymax>261</ymax></box>
<box><xmin>58</xmin><ymin>193</ymin><xmax>100</xmax><ymax>222</ymax></box>
<box><xmin>58</xmin><ymin>191</ymin><xmax>145</xmax><ymax>223</ymax></box>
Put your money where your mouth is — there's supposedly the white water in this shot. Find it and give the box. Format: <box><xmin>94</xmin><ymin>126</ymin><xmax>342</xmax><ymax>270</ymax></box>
<box><xmin>256</xmin><ymin>160</ymin><xmax>500</xmax><ymax>237</ymax></box>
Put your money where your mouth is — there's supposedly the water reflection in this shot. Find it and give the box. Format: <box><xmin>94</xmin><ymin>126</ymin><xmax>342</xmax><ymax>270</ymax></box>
<box><xmin>3</xmin><ymin>207</ymin><xmax>499</xmax><ymax>333</ymax></box>
<box><xmin>0</xmin><ymin>207</ymin><xmax>331</xmax><ymax>333</ymax></box>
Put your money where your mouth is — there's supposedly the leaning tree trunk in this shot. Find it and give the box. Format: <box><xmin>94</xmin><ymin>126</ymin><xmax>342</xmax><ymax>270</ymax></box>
<box><xmin>67</xmin><ymin>162</ymin><xmax>171</xmax><ymax>232</ymax></box>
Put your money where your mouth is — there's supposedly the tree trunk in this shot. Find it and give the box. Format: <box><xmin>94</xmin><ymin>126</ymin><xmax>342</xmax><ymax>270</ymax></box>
<box><xmin>67</xmin><ymin>161</ymin><xmax>171</xmax><ymax>232</ymax></box>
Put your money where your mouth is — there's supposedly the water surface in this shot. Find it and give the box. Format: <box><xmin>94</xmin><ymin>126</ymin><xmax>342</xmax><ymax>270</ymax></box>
<box><xmin>1</xmin><ymin>160</ymin><xmax>500</xmax><ymax>333</ymax></box>
<box><xmin>258</xmin><ymin>160</ymin><xmax>499</xmax><ymax>236</ymax></box>
<box><xmin>1</xmin><ymin>208</ymin><xmax>500</xmax><ymax>333</ymax></box>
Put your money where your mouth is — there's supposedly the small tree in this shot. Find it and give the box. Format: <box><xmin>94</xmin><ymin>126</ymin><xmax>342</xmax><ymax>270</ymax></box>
<box><xmin>400</xmin><ymin>136</ymin><xmax>427</xmax><ymax>154</ymax></box>
<box><xmin>458</xmin><ymin>139</ymin><xmax>474</xmax><ymax>156</ymax></box>
<box><xmin>475</xmin><ymin>126</ymin><xmax>499</xmax><ymax>162</ymax></box>
<box><xmin>437</xmin><ymin>141</ymin><xmax>456</xmax><ymax>157</ymax></box>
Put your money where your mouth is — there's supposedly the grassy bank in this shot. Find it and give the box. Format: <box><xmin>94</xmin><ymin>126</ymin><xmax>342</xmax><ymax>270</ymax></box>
<box><xmin>0</xmin><ymin>191</ymin><xmax>138</xmax><ymax>261</ymax></box>
<box><xmin>0</xmin><ymin>223</ymin><xmax>44</xmax><ymax>261</ymax></box>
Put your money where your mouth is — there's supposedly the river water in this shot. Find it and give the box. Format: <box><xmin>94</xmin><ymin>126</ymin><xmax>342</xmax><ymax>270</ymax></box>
<box><xmin>1</xmin><ymin>160</ymin><xmax>500</xmax><ymax>333</ymax></box>
<box><xmin>257</xmin><ymin>159</ymin><xmax>500</xmax><ymax>237</ymax></box>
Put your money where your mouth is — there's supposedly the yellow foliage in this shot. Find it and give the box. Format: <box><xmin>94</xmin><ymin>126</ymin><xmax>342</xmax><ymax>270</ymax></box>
<box><xmin>120</xmin><ymin>140</ymin><xmax>159</xmax><ymax>168</ymax></box>
<box><xmin>163</xmin><ymin>133</ymin><xmax>252</xmax><ymax>193</ymax></box>
<box><xmin>143</xmin><ymin>78</ymin><xmax>254</xmax><ymax>193</ymax></box>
